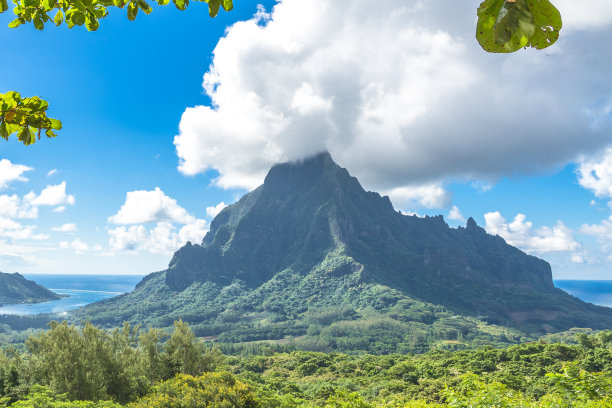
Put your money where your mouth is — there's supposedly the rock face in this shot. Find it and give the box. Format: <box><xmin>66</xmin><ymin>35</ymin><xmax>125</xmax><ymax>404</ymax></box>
<box><xmin>79</xmin><ymin>152</ymin><xmax>612</xmax><ymax>349</ymax></box>
<box><xmin>166</xmin><ymin>152</ymin><xmax>559</xmax><ymax>318</ymax></box>
<box><xmin>0</xmin><ymin>272</ymin><xmax>61</xmax><ymax>304</ymax></box>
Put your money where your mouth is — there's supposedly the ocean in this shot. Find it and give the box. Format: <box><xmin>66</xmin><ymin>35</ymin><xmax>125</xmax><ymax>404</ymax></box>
<box><xmin>0</xmin><ymin>274</ymin><xmax>142</xmax><ymax>316</ymax></box>
<box><xmin>0</xmin><ymin>275</ymin><xmax>610</xmax><ymax>316</ymax></box>
<box><xmin>553</xmin><ymin>280</ymin><xmax>612</xmax><ymax>308</ymax></box>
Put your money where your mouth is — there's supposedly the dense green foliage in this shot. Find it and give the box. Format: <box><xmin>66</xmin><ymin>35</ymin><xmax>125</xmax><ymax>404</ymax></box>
<box><xmin>0</xmin><ymin>0</ymin><xmax>231</xmax><ymax>31</ymax></box>
<box><xmin>223</xmin><ymin>331</ymin><xmax>612</xmax><ymax>405</ymax></box>
<box><xmin>2</xmin><ymin>323</ymin><xmax>612</xmax><ymax>407</ymax></box>
<box><xmin>0</xmin><ymin>320</ymin><xmax>223</xmax><ymax>403</ymax></box>
<box><xmin>76</xmin><ymin>153</ymin><xmax>612</xmax><ymax>354</ymax></box>
<box><xmin>0</xmin><ymin>94</ymin><xmax>61</xmax><ymax>146</ymax></box>
<box><xmin>476</xmin><ymin>0</ymin><xmax>562</xmax><ymax>53</ymax></box>
<box><xmin>0</xmin><ymin>273</ymin><xmax>60</xmax><ymax>305</ymax></box>
<box><xmin>78</xmin><ymin>270</ymin><xmax>531</xmax><ymax>354</ymax></box>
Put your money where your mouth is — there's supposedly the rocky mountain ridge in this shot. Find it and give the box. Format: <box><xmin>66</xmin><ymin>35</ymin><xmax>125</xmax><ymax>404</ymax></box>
<box><xmin>77</xmin><ymin>152</ymin><xmax>612</xmax><ymax>352</ymax></box>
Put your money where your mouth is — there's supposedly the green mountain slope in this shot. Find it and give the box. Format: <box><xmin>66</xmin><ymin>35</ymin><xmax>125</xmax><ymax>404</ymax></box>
<box><xmin>77</xmin><ymin>153</ymin><xmax>612</xmax><ymax>353</ymax></box>
<box><xmin>0</xmin><ymin>272</ymin><xmax>61</xmax><ymax>304</ymax></box>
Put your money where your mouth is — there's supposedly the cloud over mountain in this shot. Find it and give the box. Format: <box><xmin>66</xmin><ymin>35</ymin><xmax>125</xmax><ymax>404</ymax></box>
<box><xmin>175</xmin><ymin>0</ymin><xmax>612</xmax><ymax>210</ymax></box>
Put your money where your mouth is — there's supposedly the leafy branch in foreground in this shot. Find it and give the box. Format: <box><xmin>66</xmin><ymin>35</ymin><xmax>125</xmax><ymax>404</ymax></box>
<box><xmin>476</xmin><ymin>0</ymin><xmax>562</xmax><ymax>53</ymax></box>
<box><xmin>0</xmin><ymin>0</ymin><xmax>232</xmax><ymax>146</ymax></box>
<box><xmin>0</xmin><ymin>0</ymin><xmax>232</xmax><ymax>31</ymax></box>
<box><xmin>0</xmin><ymin>91</ymin><xmax>62</xmax><ymax>146</ymax></box>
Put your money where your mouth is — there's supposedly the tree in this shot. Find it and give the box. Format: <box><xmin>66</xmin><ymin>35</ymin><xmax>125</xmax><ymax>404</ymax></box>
<box><xmin>0</xmin><ymin>0</ymin><xmax>562</xmax><ymax>145</ymax></box>
<box><xmin>129</xmin><ymin>372</ymin><xmax>260</xmax><ymax>408</ymax></box>
<box><xmin>163</xmin><ymin>319</ymin><xmax>224</xmax><ymax>378</ymax></box>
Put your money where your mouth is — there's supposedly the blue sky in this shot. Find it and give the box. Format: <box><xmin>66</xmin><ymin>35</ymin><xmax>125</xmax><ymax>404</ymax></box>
<box><xmin>1</xmin><ymin>0</ymin><xmax>612</xmax><ymax>279</ymax></box>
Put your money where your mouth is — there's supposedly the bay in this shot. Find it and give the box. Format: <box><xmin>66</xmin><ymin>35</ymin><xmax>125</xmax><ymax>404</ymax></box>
<box><xmin>0</xmin><ymin>274</ymin><xmax>143</xmax><ymax>316</ymax></box>
<box><xmin>554</xmin><ymin>280</ymin><xmax>612</xmax><ymax>308</ymax></box>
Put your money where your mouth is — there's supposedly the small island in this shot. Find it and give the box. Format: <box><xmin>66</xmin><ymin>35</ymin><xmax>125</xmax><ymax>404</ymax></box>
<box><xmin>0</xmin><ymin>272</ymin><xmax>61</xmax><ymax>305</ymax></box>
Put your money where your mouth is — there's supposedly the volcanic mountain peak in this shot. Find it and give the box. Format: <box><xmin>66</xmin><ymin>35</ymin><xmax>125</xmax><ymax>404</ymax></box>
<box><xmin>79</xmin><ymin>152</ymin><xmax>612</xmax><ymax>350</ymax></box>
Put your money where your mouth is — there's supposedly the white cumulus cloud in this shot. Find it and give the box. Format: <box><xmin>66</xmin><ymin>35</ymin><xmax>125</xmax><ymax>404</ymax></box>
<box><xmin>29</xmin><ymin>182</ymin><xmax>75</xmax><ymax>207</ymax></box>
<box><xmin>0</xmin><ymin>217</ymin><xmax>48</xmax><ymax>241</ymax></box>
<box><xmin>52</xmin><ymin>223</ymin><xmax>78</xmax><ymax>233</ymax></box>
<box><xmin>206</xmin><ymin>202</ymin><xmax>227</xmax><ymax>218</ymax></box>
<box><xmin>108</xmin><ymin>188</ymin><xmax>208</xmax><ymax>254</ymax></box>
<box><xmin>0</xmin><ymin>159</ymin><xmax>32</xmax><ymax>189</ymax></box>
<box><xmin>577</xmin><ymin>147</ymin><xmax>612</xmax><ymax>200</ymax></box>
<box><xmin>447</xmin><ymin>205</ymin><xmax>466</xmax><ymax>223</ymax></box>
<box><xmin>385</xmin><ymin>183</ymin><xmax>451</xmax><ymax>210</ymax></box>
<box><xmin>108</xmin><ymin>221</ymin><xmax>207</xmax><ymax>254</ymax></box>
<box><xmin>582</xmin><ymin>216</ymin><xmax>612</xmax><ymax>248</ymax></box>
<box><xmin>0</xmin><ymin>194</ymin><xmax>38</xmax><ymax>219</ymax></box>
<box><xmin>484</xmin><ymin>212</ymin><xmax>581</xmax><ymax>254</ymax></box>
<box><xmin>109</xmin><ymin>187</ymin><xmax>196</xmax><ymax>225</ymax></box>
<box><xmin>174</xmin><ymin>0</ymin><xmax>612</xmax><ymax>202</ymax></box>
<box><xmin>555</xmin><ymin>0</ymin><xmax>612</xmax><ymax>31</ymax></box>
<box><xmin>59</xmin><ymin>238</ymin><xmax>90</xmax><ymax>254</ymax></box>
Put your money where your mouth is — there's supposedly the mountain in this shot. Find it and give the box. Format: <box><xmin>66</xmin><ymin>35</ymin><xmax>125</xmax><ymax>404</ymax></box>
<box><xmin>77</xmin><ymin>152</ymin><xmax>612</xmax><ymax>353</ymax></box>
<box><xmin>0</xmin><ymin>272</ymin><xmax>61</xmax><ymax>305</ymax></box>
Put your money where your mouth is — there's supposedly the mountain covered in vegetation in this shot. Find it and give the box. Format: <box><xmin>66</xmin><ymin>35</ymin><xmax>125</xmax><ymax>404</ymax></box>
<box><xmin>0</xmin><ymin>272</ymin><xmax>60</xmax><ymax>305</ymax></box>
<box><xmin>77</xmin><ymin>152</ymin><xmax>612</xmax><ymax>353</ymax></box>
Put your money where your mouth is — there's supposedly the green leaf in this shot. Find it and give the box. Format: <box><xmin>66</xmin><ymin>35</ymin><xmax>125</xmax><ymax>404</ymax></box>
<box><xmin>85</xmin><ymin>13</ymin><xmax>99</xmax><ymax>30</ymax></box>
<box><xmin>8</xmin><ymin>18</ymin><xmax>24</xmax><ymax>28</ymax></box>
<box><xmin>17</xmin><ymin>126</ymin><xmax>29</xmax><ymax>142</ymax></box>
<box><xmin>6</xmin><ymin>123</ymin><xmax>20</xmax><ymax>135</ymax></box>
<box><xmin>0</xmin><ymin>0</ymin><xmax>9</xmax><ymax>13</ymax></box>
<box><xmin>71</xmin><ymin>10</ymin><xmax>86</xmax><ymax>25</ymax></box>
<box><xmin>28</xmin><ymin>127</ymin><xmax>38</xmax><ymax>144</ymax></box>
<box><xmin>221</xmin><ymin>0</ymin><xmax>231</xmax><ymax>12</ymax></box>
<box><xmin>173</xmin><ymin>0</ymin><xmax>187</xmax><ymax>11</ymax></box>
<box><xmin>23</xmin><ymin>96</ymin><xmax>45</xmax><ymax>111</ymax></box>
<box><xmin>157</xmin><ymin>0</ymin><xmax>169</xmax><ymax>5</ymax></box>
<box><xmin>50</xmin><ymin>118</ymin><xmax>62</xmax><ymax>130</ymax></box>
<box><xmin>207</xmin><ymin>0</ymin><xmax>220</xmax><ymax>17</ymax></box>
<box><xmin>127</xmin><ymin>1</ymin><xmax>137</xmax><ymax>20</ymax></box>
<box><xmin>0</xmin><ymin>121</ymin><xmax>8</xmax><ymax>140</ymax></box>
<box><xmin>476</xmin><ymin>0</ymin><xmax>562</xmax><ymax>53</ymax></box>
<box><xmin>2</xmin><ymin>91</ymin><xmax>20</xmax><ymax>107</ymax></box>
<box><xmin>528</xmin><ymin>0</ymin><xmax>562</xmax><ymax>49</ymax></box>
<box><xmin>45</xmin><ymin>129</ymin><xmax>57</xmax><ymax>138</ymax></box>
<box><xmin>114</xmin><ymin>0</ymin><xmax>127</xmax><ymax>8</ymax></box>
<box><xmin>493</xmin><ymin>0</ymin><xmax>534</xmax><ymax>45</ymax></box>
<box><xmin>4</xmin><ymin>110</ymin><xmax>16</xmax><ymax>122</ymax></box>
<box><xmin>42</xmin><ymin>0</ymin><xmax>56</xmax><ymax>10</ymax></box>
<box><xmin>53</xmin><ymin>9</ymin><xmax>63</xmax><ymax>25</ymax></box>
<box><xmin>137</xmin><ymin>0</ymin><xmax>152</xmax><ymax>14</ymax></box>
<box><xmin>94</xmin><ymin>6</ymin><xmax>108</xmax><ymax>18</ymax></box>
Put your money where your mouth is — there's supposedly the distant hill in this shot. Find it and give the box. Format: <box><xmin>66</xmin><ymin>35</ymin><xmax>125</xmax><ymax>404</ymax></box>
<box><xmin>0</xmin><ymin>272</ymin><xmax>61</xmax><ymax>305</ymax></box>
<box><xmin>77</xmin><ymin>152</ymin><xmax>612</xmax><ymax>353</ymax></box>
